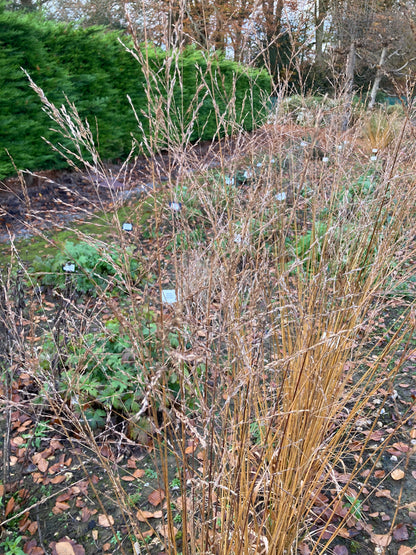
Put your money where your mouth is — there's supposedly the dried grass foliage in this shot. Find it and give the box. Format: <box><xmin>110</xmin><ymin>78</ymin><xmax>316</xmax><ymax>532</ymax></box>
<box><xmin>1</xmin><ymin>30</ymin><xmax>416</xmax><ymax>555</ymax></box>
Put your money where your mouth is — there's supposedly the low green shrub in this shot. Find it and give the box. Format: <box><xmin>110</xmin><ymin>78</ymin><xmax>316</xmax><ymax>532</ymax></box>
<box><xmin>32</xmin><ymin>240</ymin><xmax>142</xmax><ymax>295</ymax></box>
<box><xmin>37</xmin><ymin>314</ymin><xmax>200</xmax><ymax>425</ymax></box>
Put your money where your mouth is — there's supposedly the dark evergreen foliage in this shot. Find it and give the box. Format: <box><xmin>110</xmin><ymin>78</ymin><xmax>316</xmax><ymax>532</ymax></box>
<box><xmin>0</xmin><ymin>10</ymin><xmax>271</xmax><ymax>178</ymax></box>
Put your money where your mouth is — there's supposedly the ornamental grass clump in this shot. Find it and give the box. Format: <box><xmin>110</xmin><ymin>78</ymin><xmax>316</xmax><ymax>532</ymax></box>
<box><xmin>1</xmin><ymin>22</ymin><xmax>416</xmax><ymax>555</ymax></box>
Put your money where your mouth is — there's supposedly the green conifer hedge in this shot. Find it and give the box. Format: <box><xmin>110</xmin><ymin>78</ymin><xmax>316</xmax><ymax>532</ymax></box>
<box><xmin>0</xmin><ymin>9</ymin><xmax>271</xmax><ymax>178</ymax></box>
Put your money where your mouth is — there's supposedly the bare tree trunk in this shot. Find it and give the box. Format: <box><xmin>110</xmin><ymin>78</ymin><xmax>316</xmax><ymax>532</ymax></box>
<box><xmin>233</xmin><ymin>26</ymin><xmax>244</xmax><ymax>62</ymax></box>
<box><xmin>315</xmin><ymin>0</ymin><xmax>329</xmax><ymax>69</ymax></box>
<box><xmin>368</xmin><ymin>45</ymin><xmax>388</xmax><ymax>110</ymax></box>
<box><xmin>341</xmin><ymin>40</ymin><xmax>356</xmax><ymax>131</ymax></box>
<box><xmin>214</xmin><ymin>10</ymin><xmax>226</xmax><ymax>52</ymax></box>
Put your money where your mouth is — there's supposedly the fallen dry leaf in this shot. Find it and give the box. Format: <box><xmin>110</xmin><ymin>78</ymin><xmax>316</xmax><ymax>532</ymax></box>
<box><xmin>393</xmin><ymin>523</ymin><xmax>409</xmax><ymax>541</ymax></box>
<box><xmin>371</xmin><ymin>533</ymin><xmax>392</xmax><ymax>547</ymax></box>
<box><xmin>185</xmin><ymin>443</ymin><xmax>197</xmax><ymax>454</ymax></box>
<box><xmin>28</xmin><ymin>521</ymin><xmax>38</xmax><ymax>535</ymax></box>
<box><xmin>56</xmin><ymin>492</ymin><xmax>72</xmax><ymax>503</ymax></box>
<box><xmin>157</xmin><ymin>524</ymin><xmax>178</xmax><ymax>539</ymax></box>
<box><xmin>139</xmin><ymin>529</ymin><xmax>154</xmax><ymax>539</ymax></box>
<box><xmin>50</xmin><ymin>538</ymin><xmax>85</xmax><ymax>555</ymax></box>
<box><xmin>398</xmin><ymin>547</ymin><xmax>416</xmax><ymax>555</ymax></box>
<box><xmin>24</xmin><ymin>538</ymin><xmax>44</xmax><ymax>554</ymax></box>
<box><xmin>375</xmin><ymin>489</ymin><xmax>395</xmax><ymax>501</ymax></box>
<box><xmin>12</xmin><ymin>436</ymin><xmax>25</xmax><ymax>447</ymax></box>
<box><xmin>392</xmin><ymin>442</ymin><xmax>410</xmax><ymax>452</ymax></box>
<box><xmin>133</xmin><ymin>468</ymin><xmax>145</xmax><ymax>478</ymax></box>
<box><xmin>5</xmin><ymin>496</ymin><xmax>15</xmax><ymax>517</ymax></box>
<box><xmin>148</xmin><ymin>489</ymin><xmax>165</xmax><ymax>506</ymax></box>
<box><xmin>54</xmin><ymin>542</ymin><xmax>76</xmax><ymax>555</ymax></box>
<box><xmin>136</xmin><ymin>509</ymin><xmax>163</xmax><ymax>522</ymax></box>
<box><xmin>333</xmin><ymin>546</ymin><xmax>348</xmax><ymax>555</ymax></box>
<box><xmin>81</xmin><ymin>507</ymin><xmax>97</xmax><ymax>522</ymax></box>
<box><xmin>37</xmin><ymin>458</ymin><xmax>48</xmax><ymax>473</ymax></box>
<box><xmin>50</xmin><ymin>475</ymin><xmax>66</xmax><ymax>485</ymax></box>
<box><xmin>98</xmin><ymin>514</ymin><xmax>114</xmax><ymax>527</ymax></box>
<box><xmin>391</xmin><ymin>468</ymin><xmax>405</xmax><ymax>480</ymax></box>
<box><xmin>54</xmin><ymin>502</ymin><xmax>71</xmax><ymax>512</ymax></box>
<box><xmin>50</xmin><ymin>439</ymin><xmax>64</xmax><ymax>450</ymax></box>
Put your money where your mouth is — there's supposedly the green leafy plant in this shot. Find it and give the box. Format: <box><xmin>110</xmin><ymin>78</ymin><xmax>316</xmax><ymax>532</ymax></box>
<box><xmin>22</xmin><ymin>420</ymin><xmax>49</xmax><ymax>449</ymax></box>
<box><xmin>32</xmin><ymin>240</ymin><xmax>142</xmax><ymax>295</ymax></box>
<box><xmin>37</xmin><ymin>313</ymin><xmax>190</xmax><ymax>418</ymax></box>
<box><xmin>0</xmin><ymin>535</ymin><xmax>26</xmax><ymax>555</ymax></box>
<box><xmin>83</xmin><ymin>407</ymin><xmax>107</xmax><ymax>429</ymax></box>
<box><xmin>344</xmin><ymin>493</ymin><xmax>364</xmax><ymax>520</ymax></box>
<box><xmin>144</xmin><ymin>468</ymin><xmax>158</xmax><ymax>479</ymax></box>
<box><xmin>110</xmin><ymin>531</ymin><xmax>123</xmax><ymax>546</ymax></box>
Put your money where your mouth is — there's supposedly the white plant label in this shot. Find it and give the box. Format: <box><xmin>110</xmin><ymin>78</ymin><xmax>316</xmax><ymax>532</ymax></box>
<box><xmin>122</xmin><ymin>222</ymin><xmax>133</xmax><ymax>231</ymax></box>
<box><xmin>162</xmin><ymin>289</ymin><xmax>178</xmax><ymax>304</ymax></box>
<box><xmin>234</xmin><ymin>234</ymin><xmax>249</xmax><ymax>246</ymax></box>
<box><xmin>169</xmin><ymin>202</ymin><xmax>181</xmax><ymax>211</ymax></box>
<box><xmin>322</xmin><ymin>156</ymin><xmax>329</xmax><ymax>163</ymax></box>
<box><xmin>63</xmin><ymin>263</ymin><xmax>75</xmax><ymax>273</ymax></box>
<box><xmin>372</xmin><ymin>148</ymin><xmax>378</xmax><ymax>153</ymax></box>
<box><xmin>370</xmin><ymin>155</ymin><xmax>377</xmax><ymax>161</ymax></box>
<box><xmin>275</xmin><ymin>192</ymin><xmax>286</xmax><ymax>201</ymax></box>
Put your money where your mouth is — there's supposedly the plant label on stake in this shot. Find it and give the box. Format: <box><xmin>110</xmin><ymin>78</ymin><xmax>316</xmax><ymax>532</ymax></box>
<box><xmin>122</xmin><ymin>222</ymin><xmax>133</xmax><ymax>231</ymax></box>
<box><xmin>169</xmin><ymin>202</ymin><xmax>181</xmax><ymax>212</ymax></box>
<box><xmin>162</xmin><ymin>290</ymin><xmax>178</xmax><ymax>304</ymax></box>
<box><xmin>63</xmin><ymin>263</ymin><xmax>75</xmax><ymax>273</ymax></box>
<box><xmin>275</xmin><ymin>192</ymin><xmax>286</xmax><ymax>201</ymax></box>
<box><xmin>234</xmin><ymin>233</ymin><xmax>249</xmax><ymax>247</ymax></box>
